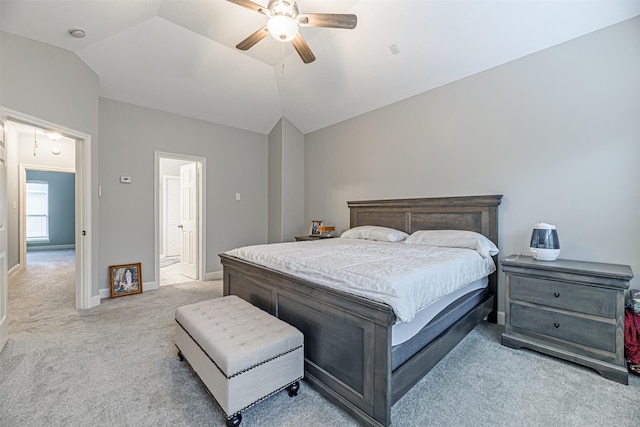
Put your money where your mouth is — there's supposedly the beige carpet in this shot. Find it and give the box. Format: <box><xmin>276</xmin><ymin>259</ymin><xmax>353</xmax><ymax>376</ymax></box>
<box><xmin>1</xmin><ymin>250</ymin><xmax>638</xmax><ymax>426</ymax></box>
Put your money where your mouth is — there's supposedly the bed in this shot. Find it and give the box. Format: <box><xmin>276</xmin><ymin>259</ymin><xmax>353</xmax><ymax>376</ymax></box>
<box><xmin>220</xmin><ymin>195</ymin><xmax>502</xmax><ymax>426</ymax></box>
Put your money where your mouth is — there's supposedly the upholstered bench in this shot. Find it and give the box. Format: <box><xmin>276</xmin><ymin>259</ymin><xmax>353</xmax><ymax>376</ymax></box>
<box><xmin>175</xmin><ymin>295</ymin><xmax>304</xmax><ymax>427</ymax></box>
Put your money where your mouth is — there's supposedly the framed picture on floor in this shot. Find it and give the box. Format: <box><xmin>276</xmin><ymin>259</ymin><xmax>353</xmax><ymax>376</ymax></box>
<box><xmin>109</xmin><ymin>262</ymin><xmax>142</xmax><ymax>298</ymax></box>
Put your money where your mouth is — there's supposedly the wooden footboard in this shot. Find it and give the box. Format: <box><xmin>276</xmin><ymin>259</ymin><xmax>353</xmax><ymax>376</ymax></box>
<box><xmin>221</xmin><ymin>254</ymin><xmax>395</xmax><ymax>426</ymax></box>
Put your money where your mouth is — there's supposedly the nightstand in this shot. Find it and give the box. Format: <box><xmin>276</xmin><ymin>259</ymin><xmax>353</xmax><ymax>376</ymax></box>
<box><xmin>501</xmin><ymin>255</ymin><xmax>633</xmax><ymax>384</ymax></box>
<box><xmin>295</xmin><ymin>235</ymin><xmax>321</xmax><ymax>241</ymax></box>
<box><xmin>294</xmin><ymin>235</ymin><xmax>335</xmax><ymax>241</ymax></box>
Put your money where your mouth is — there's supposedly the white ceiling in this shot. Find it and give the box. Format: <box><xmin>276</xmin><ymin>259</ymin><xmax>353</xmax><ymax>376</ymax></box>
<box><xmin>2</xmin><ymin>1</ymin><xmax>639</xmax><ymax>135</ymax></box>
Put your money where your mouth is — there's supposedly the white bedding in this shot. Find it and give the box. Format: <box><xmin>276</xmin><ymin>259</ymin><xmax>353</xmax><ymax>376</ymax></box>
<box><xmin>225</xmin><ymin>238</ymin><xmax>496</xmax><ymax>323</ymax></box>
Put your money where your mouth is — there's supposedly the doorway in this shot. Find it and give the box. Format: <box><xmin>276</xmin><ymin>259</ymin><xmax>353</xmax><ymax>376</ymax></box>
<box><xmin>4</xmin><ymin>113</ymin><xmax>94</xmax><ymax>310</ymax></box>
<box><xmin>155</xmin><ymin>152</ymin><xmax>206</xmax><ymax>287</ymax></box>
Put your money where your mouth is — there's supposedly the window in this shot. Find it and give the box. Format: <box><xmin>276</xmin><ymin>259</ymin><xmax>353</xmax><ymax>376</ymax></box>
<box><xmin>26</xmin><ymin>181</ymin><xmax>49</xmax><ymax>242</ymax></box>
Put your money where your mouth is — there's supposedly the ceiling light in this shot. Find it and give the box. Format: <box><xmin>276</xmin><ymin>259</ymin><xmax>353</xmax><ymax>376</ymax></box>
<box><xmin>68</xmin><ymin>28</ymin><xmax>86</xmax><ymax>39</ymax></box>
<box><xmin>45</xmin><ymin>131</ymin><xmax>62</xmax><ymax>141</ymax></box>
<box><xmin>267</xmin><ymin>15</ymin><xmax>298</xmax><ymax>42</ymax></box>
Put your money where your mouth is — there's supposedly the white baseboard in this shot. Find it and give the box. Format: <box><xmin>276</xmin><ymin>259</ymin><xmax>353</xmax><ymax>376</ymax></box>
<box><xmin>90</xmin><ymin>295</ymin><xmax>101</xmax><ymax>308</ymax></box>
<box><xmin>27</xmin><ymin>244</ymin><xmax>76</xmax><ymax>251</ymax></box>
<box><xmin>205</xmin><ymin>270</ymin><xmax>222</xmax><ymax>281</ymax></box>
<box><xmin>143</xmin><ymin>281</ymin><xmax>159</xmax><ymax>292</ymax></box>
<box><xmin>99</xmin><ymin>281</ymin><xmax>158</xmax><ymax>299</ymax></box>
<box><xmin>8</xmin><ymin>263</ymin><xmax>22</xmax><ymax>281</ymax></box>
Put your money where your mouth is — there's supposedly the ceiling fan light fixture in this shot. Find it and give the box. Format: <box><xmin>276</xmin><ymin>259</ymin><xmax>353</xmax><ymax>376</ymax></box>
<box><xmin>267</xmin><ymin>15</ymin><xmax>298</xmax><ymax>42</ymax></box>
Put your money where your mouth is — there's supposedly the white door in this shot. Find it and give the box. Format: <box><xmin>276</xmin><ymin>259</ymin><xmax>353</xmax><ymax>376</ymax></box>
<box><xmin>179</xmin><ymin>163</ymin><xmax>198</xmax><ymax>279</ymax></box>
<box><xmin>0</xmin><ymin>118</ymin><xmax>8</xmax><ymax>353</ymax></box>
<box><xmin>163</xmin><ymin>176</ymin><xmax>181</xmax><ymax>257</ymax></box>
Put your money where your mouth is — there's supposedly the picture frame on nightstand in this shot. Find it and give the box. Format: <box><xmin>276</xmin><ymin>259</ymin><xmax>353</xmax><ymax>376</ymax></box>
<box><xmin>310</xmin><ymin>220</ymin><xmax>323</xmax><ymax>236</ymax></box>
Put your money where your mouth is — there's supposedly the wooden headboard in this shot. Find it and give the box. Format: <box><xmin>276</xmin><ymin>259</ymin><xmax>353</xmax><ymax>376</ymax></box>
<box><xmin>348</xmin><ymin>195</ymin><xmax>502</xmax><ymax>323</ymax></box>
<box><xmin>348</xmin><ymin>195</ymin><xmax>502</xmax><ymax>245</ymax></box>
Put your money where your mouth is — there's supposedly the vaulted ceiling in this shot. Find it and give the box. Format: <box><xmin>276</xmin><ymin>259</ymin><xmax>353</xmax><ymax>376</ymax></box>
<box><xmin>2</xmin><ymin>1</ymin><xmax>639</xmax><ymax>135</ymax></box>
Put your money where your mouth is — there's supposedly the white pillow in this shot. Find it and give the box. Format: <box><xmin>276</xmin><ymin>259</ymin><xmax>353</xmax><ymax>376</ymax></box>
<box><xmin>340</xmin><ymin>226</ymin><xmax>409</xmax><ymax>242</ymax></box>
<box><xmin>404</xmin><ymin>229</ymin><xmax>499</xmax><ymax>258</ymax></box>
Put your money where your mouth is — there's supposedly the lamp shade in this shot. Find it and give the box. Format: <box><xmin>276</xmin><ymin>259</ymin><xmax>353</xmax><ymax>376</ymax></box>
<box><xmin>267</xmin><ymin>15</ymin><xmax>298</xmax><ymax>41</ymax></box>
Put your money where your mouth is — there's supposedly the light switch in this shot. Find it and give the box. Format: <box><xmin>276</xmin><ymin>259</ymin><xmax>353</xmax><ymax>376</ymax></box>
<box><xmin>235</xmin><ymin>193</ymin><xmax>241</xmax><ymax>201</ymax></box>
<box><xmin>120</xmin><ymin>176</ymin><xmax>132</xmax><ymax>184</ymax></box>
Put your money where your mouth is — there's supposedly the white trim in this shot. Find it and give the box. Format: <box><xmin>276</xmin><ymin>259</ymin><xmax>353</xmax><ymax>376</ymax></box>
<box><xmin>205</xmin><ymin>270</ymin><xmax>223</xmax><ymax>281</ymax></box>
<box><xmin>5</xmin><ymin>109</ymin><xmax>94</xmax><ymax>310</ymax></box>
<box><xmin>26</xmin><ymin>244</ymin><xmax>76</xmax><ymax>251</ymax></box>
<box><xmin>143</xmin><ymin>281</ymin><xmax>159</xmax><ymax>292</ymax></box>
<box><xmin>0</xmin><ymin>114</ymin><xmax>8</xmax><ymax>353</ymax></box>
<box><xmin>154</xmin><ymin>152</ymin><xmax>206</xmax><ymax>289</ymax></box>
<box><xmin>497</xmin><ymin>310</ymin><xmax>505</xmax><ymax>326</ymax></box>
<box><xmin>99</xmin><ymin>281</ymin><xmax>157</xmax><ymax>299</ymax></box>
<box><xmin>7</xmin><ymin>263</ymin><xmax>20</xmax><ymax>281</ymax></box>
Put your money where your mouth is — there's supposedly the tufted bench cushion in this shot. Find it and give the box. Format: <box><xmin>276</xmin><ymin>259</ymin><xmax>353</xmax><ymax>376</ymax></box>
<box><xmin>175</xmin><ymin>295</ymin><xmax>303</xmax><ymax>426</ymax></box>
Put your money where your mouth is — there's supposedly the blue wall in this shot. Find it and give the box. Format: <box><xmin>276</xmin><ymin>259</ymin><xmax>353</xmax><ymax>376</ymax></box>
<box><xmin>26</xmin><ymin>170</ymin><xmax>75</xmax><ymax>249</ymax></box>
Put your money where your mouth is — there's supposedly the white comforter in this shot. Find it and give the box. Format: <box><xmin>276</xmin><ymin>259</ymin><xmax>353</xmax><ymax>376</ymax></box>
<box><xmin>225</xmin><ymin>238</ymin><xmax>496</xmax><ymax>323</ymax></box>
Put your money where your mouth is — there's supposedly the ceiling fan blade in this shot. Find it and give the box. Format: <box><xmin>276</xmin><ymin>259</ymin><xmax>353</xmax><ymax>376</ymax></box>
<box><xmin>236</xmin><ymin>26</ymin><xmax>269</xmax><ymax>50</ymax></box>
<box><xmin>297</xmin><ymin>13</ymin><xmax>357</xmax><ymax>29</ymax></box>
<box><xmin>291</xmin><ymin>33</ymin><xmax>316</xmax><ymax>64</ymax></box>
<box><xmin>226</xmin><ymin>0</ymin><xmax>269</xmax><ymax>15</ymax></box>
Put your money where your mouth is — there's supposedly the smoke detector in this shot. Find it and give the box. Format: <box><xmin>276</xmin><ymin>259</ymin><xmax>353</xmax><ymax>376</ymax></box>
<box><xmin>68</xmin><ymin>28</ymin><xmax>86</xmax><ymax>39</ymax></box>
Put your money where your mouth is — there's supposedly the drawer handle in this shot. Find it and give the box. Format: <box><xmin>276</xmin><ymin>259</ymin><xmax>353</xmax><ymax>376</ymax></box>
<box><xmin>554</xmin><ymin>322</ymin><xmax>560</xmax><ymax>328</ymax></box>
<box><xmin>554</xmin><ymin>292</ymin><xmax>560</xmax><ymax>298</ymax></box>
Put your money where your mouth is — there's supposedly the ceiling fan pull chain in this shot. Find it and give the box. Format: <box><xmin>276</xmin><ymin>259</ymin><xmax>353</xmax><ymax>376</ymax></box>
<box><xmin>33</xmin><ymin>126</ymin><xmax>38</xmax><ymax>156</ymax></box>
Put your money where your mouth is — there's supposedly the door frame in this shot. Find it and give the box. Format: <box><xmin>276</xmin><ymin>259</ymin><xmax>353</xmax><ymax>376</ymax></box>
<box><xmin>5</xmin><ymin>109</ymin><xmax>94</xmax><ymax>310</ymax></box>
<box><xmin>1</xmin><ymin>116</ymin><xmax>8</xmax><ymax>352</ymax></box>
<box><xmin>154</xmin><ymin>151</ymin><xmax>206</xmax><ymax>287</ymax></box>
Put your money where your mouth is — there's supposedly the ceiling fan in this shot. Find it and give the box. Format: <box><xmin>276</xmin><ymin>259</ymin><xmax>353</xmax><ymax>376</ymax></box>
<box><xmin>227</xmin><ymin>0</ymin><xmax>357</xmax><ymax>64</ymax></box>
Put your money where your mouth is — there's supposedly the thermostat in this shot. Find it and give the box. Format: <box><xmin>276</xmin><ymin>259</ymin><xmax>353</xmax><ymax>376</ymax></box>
<box><xmin>120</xmin><ymin>176</ymin><xmax>132</xmax><ymax>184</ymax></box>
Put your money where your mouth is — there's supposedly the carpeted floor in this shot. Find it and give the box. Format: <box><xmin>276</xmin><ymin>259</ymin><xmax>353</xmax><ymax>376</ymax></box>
<box><xmin>1</xmin><ymin>250</ymin><xmax>638</xmax><ymax>426</ymax></box>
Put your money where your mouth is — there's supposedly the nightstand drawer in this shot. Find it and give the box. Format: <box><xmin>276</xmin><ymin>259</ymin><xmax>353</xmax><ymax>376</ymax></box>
<box><xmin>509</xmin><ymin>275</ymin><xmax>616</xmax><ymax>318</ymax></box>
<box><xmin>510</xmin><ymin>303</ymin><xmax>616</xmax><ymax>353</ymax></box>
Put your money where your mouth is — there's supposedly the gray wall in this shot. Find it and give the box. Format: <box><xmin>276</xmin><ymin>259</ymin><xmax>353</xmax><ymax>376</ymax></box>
<box><xmin>99</xmin><ymin>98</ymin><xmax>268</xmax><ymax>289</ymax></box>
<box><xmin>281</xmin><ymin>118</ymin><xmax>305</xmax><ymax>241</ymax></box>
<box><xmin>268</xmin><ymin>117</ymin><xmax>305</xmax><ymax>243</ymax></box>
<box><xmin>25</xmin><ymin>170</ymin><xmax>75</xmax><ymax>249</ymax></box>
<box><xmin>1</xmin><ymin>32</ymin><xmax>100</xmax><ymax>295</ymax></box>
<box><xmin>304</xmin><ymin>17</ymin><xmax>640</xmax><ymax>317</ymax></box>
<box><xmin>268</xmin><ymin>119</ymin><xmax>283</xmax><ymax>243</ymax></box>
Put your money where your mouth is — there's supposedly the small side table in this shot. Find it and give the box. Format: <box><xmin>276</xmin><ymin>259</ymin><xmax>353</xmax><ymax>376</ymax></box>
<box><xmin>501</xmin><ymin>255</ymin><xmax>633</xmax><ymax>384</ymax></box>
